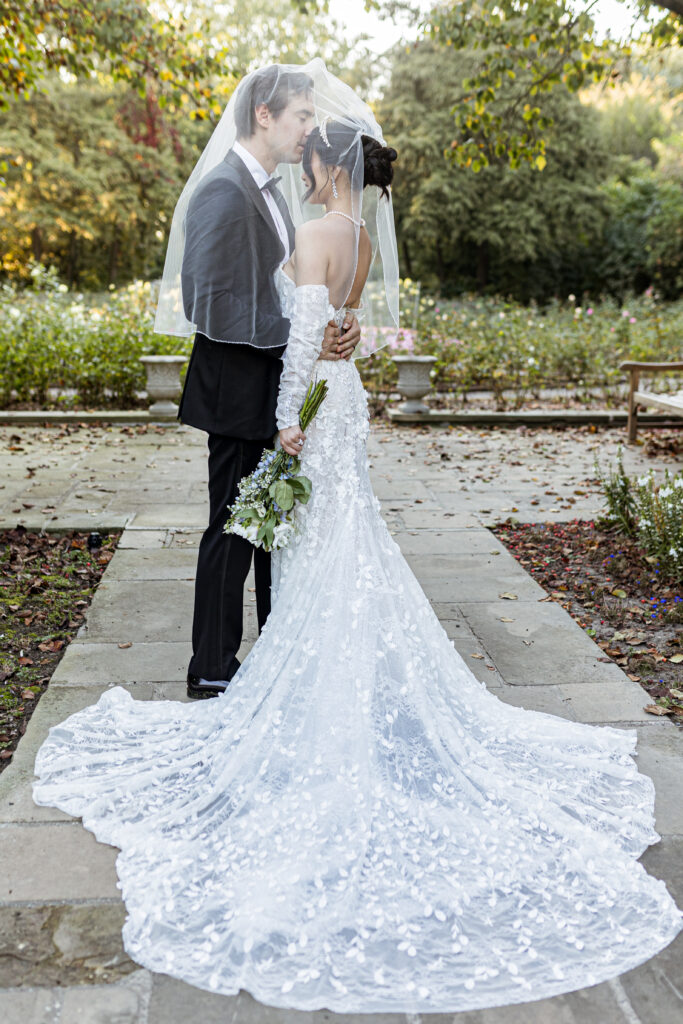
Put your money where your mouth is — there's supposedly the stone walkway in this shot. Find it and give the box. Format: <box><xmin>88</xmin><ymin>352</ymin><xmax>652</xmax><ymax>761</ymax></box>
<box><xmin>0</xmin><ymin>421</ymin><xmax>681</xmax><ymax>1024</ymax></box>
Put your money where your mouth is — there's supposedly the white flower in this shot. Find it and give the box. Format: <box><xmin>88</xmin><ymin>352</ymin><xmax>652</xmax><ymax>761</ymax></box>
<box><xmin>8</xmin><ymin>306</ymin><xmax>21</xmax><ymax>319</ymax></box>
<box><xmin>273</xmin><ymin>522</ymin><xmax>295</xmax><ymax>547</ymax></box>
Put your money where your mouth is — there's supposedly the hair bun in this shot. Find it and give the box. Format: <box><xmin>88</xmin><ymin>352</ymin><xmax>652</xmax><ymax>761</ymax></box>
<box><xmin>361</xmin><ymin>136</ymin><xmax>397</xmax><ymax>199</ymax></box>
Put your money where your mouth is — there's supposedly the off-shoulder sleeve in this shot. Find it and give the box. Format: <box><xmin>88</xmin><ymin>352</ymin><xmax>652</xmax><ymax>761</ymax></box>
<box><xmin>276</xmin><ymin>285</ymin><xmax>334</xmax><ymax>431</ymax></box>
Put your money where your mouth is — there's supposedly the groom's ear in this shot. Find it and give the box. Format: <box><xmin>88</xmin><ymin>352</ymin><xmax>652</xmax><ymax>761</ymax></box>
<box><xmin>254</xmin><ymin>103</ymin><xmax>271</xmax><ymax>130</ymax></box>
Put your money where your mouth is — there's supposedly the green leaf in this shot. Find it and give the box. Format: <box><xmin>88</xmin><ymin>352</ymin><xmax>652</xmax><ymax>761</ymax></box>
<box><xmin>274</xmin><ymin>480</ymin><xmax>294</xmax><ymax>511</ymax></box>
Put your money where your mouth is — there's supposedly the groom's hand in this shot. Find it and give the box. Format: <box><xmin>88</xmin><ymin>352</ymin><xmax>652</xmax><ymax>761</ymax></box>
<box><xmin>338</xmin><ymin>315</ymin><xmax>360</xmax><ymax>361</ymax></box>
<box><xmin>319</xmin><ymin>322</ymin><xmax>341</xmax><ymax>361</ymax></box>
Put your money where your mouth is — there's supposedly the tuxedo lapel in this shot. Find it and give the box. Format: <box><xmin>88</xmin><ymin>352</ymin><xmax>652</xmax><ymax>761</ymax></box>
<box><xmin>223</xmin><ymin>149</ymin><xmax>286</xmax><ymax>263</ymax></box>
<box><xmin>270</xmin><ymin>185</ymin><xmax>296</xmax><ymax>255</ymax></box>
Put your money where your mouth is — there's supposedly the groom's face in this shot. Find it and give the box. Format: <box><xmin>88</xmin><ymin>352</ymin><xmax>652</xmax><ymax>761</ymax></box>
<box><xmin>265</xmin><ymin>92</ymin><xmax>315</xmax><ymax>166</ymax></box>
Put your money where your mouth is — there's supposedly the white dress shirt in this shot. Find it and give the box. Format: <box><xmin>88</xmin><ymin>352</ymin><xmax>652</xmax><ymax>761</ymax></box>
<box><xmin>232</xmin><ymin>140</ymin><xmax>291</xmax><ymax>265</ymax></box>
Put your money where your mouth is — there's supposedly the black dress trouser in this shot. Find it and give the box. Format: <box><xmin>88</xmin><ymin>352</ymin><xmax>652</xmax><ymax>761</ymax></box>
<box><xmin>188</xmin><ymin>433</ymin><xmax>272</xmax><ymax>681</ymax></box>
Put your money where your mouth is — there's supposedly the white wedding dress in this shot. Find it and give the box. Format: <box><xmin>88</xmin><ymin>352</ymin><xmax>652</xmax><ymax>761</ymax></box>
<box><xmin>33</xmin><ymin>276</ymin><xmax>681</xmax><ymax>1014</ymax></box>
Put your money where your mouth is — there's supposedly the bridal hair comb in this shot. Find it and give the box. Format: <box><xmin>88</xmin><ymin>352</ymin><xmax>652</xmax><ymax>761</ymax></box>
<box><xmin>319</xmin><ymin>115</ymin><xmax>332</xmax><ymax>148</ymax></box>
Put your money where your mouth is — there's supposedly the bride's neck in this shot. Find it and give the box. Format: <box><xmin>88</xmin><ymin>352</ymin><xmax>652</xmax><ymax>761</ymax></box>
<box><xmin>324</xmin><ymin>198</ymin><xmax>356</xmax><ymax>220</ymax></box>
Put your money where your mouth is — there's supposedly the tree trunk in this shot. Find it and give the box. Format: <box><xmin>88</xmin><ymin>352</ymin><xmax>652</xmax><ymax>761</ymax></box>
<box><xmin>108</xmin><ymin>226</ymin><xmax>120</xmax><ymax>285</ymax></box>
<box><xmin>435</xmin><ymin>239</ymin><xmax>446</xmax><ymax>281</ymax></box>
<box><xmin>402</xmin><ymin>239</ymin><xmax>413</xmax><ymax>278</ymax></box>
<box><xmin>67</xmin><ymin>233</ymin><xmax>79</xmax><ymax>288</ymax></box>
<box><xmin>30</xmin><ymin>227</ymin><xmax>43</xmax><ymax>263</ymax></box>
<box><xmin>476</xmin><ymin>240</ymin><xmax>489</xmax><ymax>289</ymax></box>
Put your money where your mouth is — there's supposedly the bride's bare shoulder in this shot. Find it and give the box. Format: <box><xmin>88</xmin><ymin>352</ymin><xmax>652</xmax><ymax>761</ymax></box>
<box><xmin>294</xmin><ymin>218</ymin><xmax>335</xmax><ymax>246</ymax></box>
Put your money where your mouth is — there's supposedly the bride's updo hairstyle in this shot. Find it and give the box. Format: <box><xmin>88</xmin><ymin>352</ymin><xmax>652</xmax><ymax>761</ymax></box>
<box><xmin>302</xmin><ymin>121</ymin><xmax>397</xmax><ymax>201</ymax></box>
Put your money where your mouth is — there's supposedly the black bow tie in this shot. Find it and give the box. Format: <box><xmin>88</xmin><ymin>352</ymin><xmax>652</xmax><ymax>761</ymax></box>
<box><xmin>261</xmin><ymin>175</ymin><xmax>282</xmax><ymax>194</ymax></box>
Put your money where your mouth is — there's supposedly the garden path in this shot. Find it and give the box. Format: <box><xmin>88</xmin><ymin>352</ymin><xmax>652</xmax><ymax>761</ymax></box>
<box><xmin>0</xmin><ymin>420</ymin><xmax>681</xmax><ymax>1024</ymax></box>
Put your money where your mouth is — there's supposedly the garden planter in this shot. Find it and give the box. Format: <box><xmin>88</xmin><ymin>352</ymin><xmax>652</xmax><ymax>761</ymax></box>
<box><xmin>392</xmin><ymin>355</ymin><xmax>437</xmax><ymax>414</ymax></box>
<box><xmin>139</xmin><ymin>355</ymin><xmax>187</xmax><ymax>418</ymax></box>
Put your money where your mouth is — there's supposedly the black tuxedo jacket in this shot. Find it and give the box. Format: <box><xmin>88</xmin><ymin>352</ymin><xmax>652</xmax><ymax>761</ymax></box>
<box><xmin>178</xmin><ymin>149</ymin><xmax>296</xmax><ymax>439</ymax></box>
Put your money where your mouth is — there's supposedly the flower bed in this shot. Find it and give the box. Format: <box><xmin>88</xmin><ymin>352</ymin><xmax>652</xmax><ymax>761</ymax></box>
<box><xmin>1</xmin><ymin>266</ymin><xmax>681</xmax><ymax>411</ymax></box>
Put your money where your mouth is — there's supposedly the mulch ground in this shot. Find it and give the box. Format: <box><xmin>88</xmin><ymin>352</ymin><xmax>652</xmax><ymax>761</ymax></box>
<box><xmin>0</xmin><ymin>527</ymin><xmax>120</xmax><ymax>768</ymax></box>
<box><xmin>492</xmin><ymin>518</ymin><xmax>683</xmax><ymax>721</ymax></box>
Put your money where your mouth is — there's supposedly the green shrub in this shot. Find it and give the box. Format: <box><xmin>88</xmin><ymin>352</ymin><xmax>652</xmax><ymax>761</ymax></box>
<box><xmin>0</xmin><ymin>268</ymin><xmax>191</xmax><ymax>409</ymax></box>
<box><xmin>597</xmin><ymin>455</ymin><xmax>683</xmax><ymax>583</ymax></box>
<box><xmin>594</xmin><ymin>447</ymin><xmax>638</xmax><ymax>537</ymax></box>
<box><xmin>635</xmin><ymin>469</ymin><xmax>683</xmax><ymax>582</ymax></box>
<box><xmin>1</xmin><ymin>268</ymin><xmax>682</xmax><ymax>411</ymax></box>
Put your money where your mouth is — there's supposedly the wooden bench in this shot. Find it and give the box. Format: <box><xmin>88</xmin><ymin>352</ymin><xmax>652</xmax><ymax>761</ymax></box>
<box><xmin>620</xmin><ymin>361</ymin><xmax>683</xmax><ymax>441</ymax></box>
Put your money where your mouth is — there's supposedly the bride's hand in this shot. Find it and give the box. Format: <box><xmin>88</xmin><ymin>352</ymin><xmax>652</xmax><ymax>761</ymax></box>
<box><xmin>279</xmin><ymin>425</ymin><xmax>306</xmax><ymax>456</ymax></box>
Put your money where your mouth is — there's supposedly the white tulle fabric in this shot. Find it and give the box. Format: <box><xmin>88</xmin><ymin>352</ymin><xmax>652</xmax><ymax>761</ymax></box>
<box><xmin>33</xmin><ymin>278</ymin><xmax>681</xmax><ymax>1014</ymax></box>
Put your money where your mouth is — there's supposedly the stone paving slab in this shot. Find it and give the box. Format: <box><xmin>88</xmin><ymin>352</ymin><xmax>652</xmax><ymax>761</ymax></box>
<box><xmin>103</xmin><ymin>548</ymin><xmax>198</xmax><ymax>581</ymax></box>
<box><xmin>458</xmin><ymin>601</ymin><xmax>631</xmax><ymax>686</ymax></box>
<box><xmin>0</xmin><ymin>822</ymin><xmax>120</xmax><ymax>901</ymax></box>
<box><xmin>78</xmin><ymin>580</ymin><xmax>195</xmax><ymax>642</ymax></box>
<box><xmin>50</xmin><ymin>642</ymin><xmax>192</xmax><ymax>685</ymax></box>
<box><xmin>117</xmin><ymin>529</ymin><xmax>170</xmax><ymax>549</ymax></box>
<box><xmin>633</xmin><ymin>725</ymin><xmax>683</xmax><ymax>836</ymax></box>
<box><xmin>395</xmin><ymin>529</ymin><xmax>508</xmax><ymax>556</ymax></box>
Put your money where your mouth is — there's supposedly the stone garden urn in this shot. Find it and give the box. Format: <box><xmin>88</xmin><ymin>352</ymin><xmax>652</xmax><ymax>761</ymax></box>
<box><xmin>139</xmin><ymin>355</ymin><xmax>187</xmax><ymax>419</ymax></box>
<box><xmin>392</xmin><ymin>355</ymin><xmax>437</xmax><ymax>414</ymax></box>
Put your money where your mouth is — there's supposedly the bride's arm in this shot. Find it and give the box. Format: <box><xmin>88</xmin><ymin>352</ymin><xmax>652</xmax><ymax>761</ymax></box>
<box><xmin>276</xmin><ymin>224</ymin><xmax>332</xmax><ymax>455</ymax></box>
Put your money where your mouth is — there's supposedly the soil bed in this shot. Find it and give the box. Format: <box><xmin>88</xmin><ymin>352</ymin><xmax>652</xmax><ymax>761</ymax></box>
<box><xmin>492</xmin><ymin>518</ymin><xmax>683</xmax><ymax>721</ymax></box>
<box><xmin>0</xmin><ymin>527</ymin><xmax>120</xmax><ymax>769</ymax></box>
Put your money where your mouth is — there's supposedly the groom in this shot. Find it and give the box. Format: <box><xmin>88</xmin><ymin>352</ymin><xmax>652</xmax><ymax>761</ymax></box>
<box><xmin>179</xmin><ymin>67</ymin><xmax>360</xmax><ymax>699</ymax></box>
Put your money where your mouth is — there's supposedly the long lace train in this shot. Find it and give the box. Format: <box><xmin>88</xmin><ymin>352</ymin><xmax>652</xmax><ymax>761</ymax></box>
<box><xmin>33</xmin><ymin>286</ymin><xmax>681</xmax><ymax>1013</ymax></box>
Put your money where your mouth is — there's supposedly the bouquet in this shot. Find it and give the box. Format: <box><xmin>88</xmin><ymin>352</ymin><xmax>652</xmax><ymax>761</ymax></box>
<box><xmin>224</xmin><ymin>380</ymin><xmax>328</xmax><ymax>552</ymax></box>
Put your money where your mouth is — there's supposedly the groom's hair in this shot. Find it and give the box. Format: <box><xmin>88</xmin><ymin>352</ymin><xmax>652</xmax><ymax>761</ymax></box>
<box><xmin>235</xmin><ymin>67</ymin><xmax>313</xmax><ymax>139</ymax></box>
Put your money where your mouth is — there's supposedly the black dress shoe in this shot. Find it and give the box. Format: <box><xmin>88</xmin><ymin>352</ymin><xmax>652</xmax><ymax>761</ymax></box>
<box><xmin>186</xmin><ymin>673</ymin><xmax>227</xmax><ymax>700</ymax></box>
<box><xmin>186</xmin><ymin>658</ymin><xmax>241</xmax><ymax>700</ymax></box>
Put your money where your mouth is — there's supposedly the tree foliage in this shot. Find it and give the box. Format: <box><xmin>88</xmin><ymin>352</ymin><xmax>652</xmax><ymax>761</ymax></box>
<box><xmin>0</xmin><ymin>1</ymin><xmax>232</xmax><ymax>117</ymax></box>
<box><xmin>0</xmin><ymin>0</ymin><xmax>367</xmax><ymax>287</ymax></box>
<box><xmin>380</xmin><ymin>40</ymin><xmax>613</xmax><ymax>300</ymax></box>
<box><xmin>0</xmin><ymin>78</ymin><xmax>195</xmax><ymax>287</ymax></box>
<box><xmin>420</xmin><ymin>0</ymin><xmax>682</xmax><ymax>170</ymax></box>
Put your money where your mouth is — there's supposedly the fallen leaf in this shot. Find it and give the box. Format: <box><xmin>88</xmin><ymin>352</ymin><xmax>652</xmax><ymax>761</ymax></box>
<box><xmin>499</xmin><ymin>592</ymin><xmax>518</xmax><ymax>601</ymax></box>
<box><xmin>670</xmin><ymin>688</ymin><xmax>683</xmax><ymax>700</ymax></box>
<box><xmin>499</xmin><ymin>616</ymin><xmax>515</xmax><ymax>623</ymax></box>
<box><xmin>118</xmin><ymin>642</ymin><xmax>133</xmax><ymax>649</ymax></box>
<box><xmin>670</xmin><ymin>654</ymin><xmax>683</xmax><ymax>664</ymax></box>
<box><xmin>21</xmin><ymin>690</ymin><xmax>36</xmax><ymax>700</ymax></box>
<box><xmin>643</xmin><ymin>704</ymin><xmax>673</xmax><ymax>716</ymax></box>
<box><xmin>470</xmin><ymin>653</ymin><xmax>484</xmax><ymax>660</ymax></box>
<box><xmin>612</xmin><ymin>589</ymin><xmax>627</xmax><ymax>599</ymax></box>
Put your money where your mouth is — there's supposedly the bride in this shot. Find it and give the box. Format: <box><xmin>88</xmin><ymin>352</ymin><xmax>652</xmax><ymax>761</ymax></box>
<box><xmin>33</xmin><ymin>62</ymin><xmax>681</xmax><ymax>1013</ymax></box>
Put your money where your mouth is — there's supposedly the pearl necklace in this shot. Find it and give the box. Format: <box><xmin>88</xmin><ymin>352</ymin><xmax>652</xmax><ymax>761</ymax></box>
<box><xmin>324</xmin><ymin>211</ymin><xmax>365</xmax><ymax>227</ymax></box>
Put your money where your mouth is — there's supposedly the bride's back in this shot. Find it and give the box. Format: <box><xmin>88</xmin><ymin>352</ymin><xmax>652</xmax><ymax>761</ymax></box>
<box><xmin>293</xmin><ymin>215</ymin><xmax>372</xmax><ymax>311</ymax></box>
